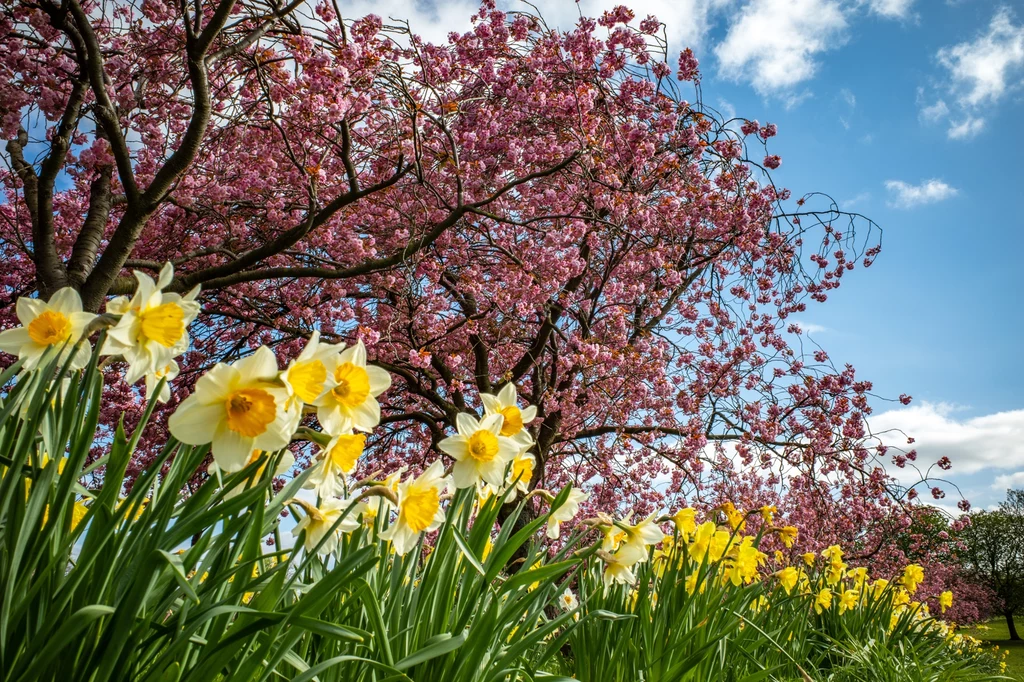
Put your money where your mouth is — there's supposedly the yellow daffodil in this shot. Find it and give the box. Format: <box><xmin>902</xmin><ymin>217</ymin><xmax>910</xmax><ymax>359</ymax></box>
<box><xmin>871</xmin><ymin>578</ymin><xmax>890</xmax><ymax>599</ymax></box>
<box><xmin>720</xmin><ymin>502</ymin><xmax>745</xmax><ymax>531</ymax></box>
<box><xmin>778</xmin><ymin>566</ymin><xmax>799</xmax><ymax>594</ymax></box>
<box><xmin>546</xmin><ymin>487</ymin><xmax>588</xmax><ymax>539</ymax></box>
<box><xmin>480</xmin><ymin>383</ymin><xmax>538</xmax><ymax>447</ymax></box>
<box><xmin>314</xmin><ymin>340</ymin><xmax>391</xmax><ymax>434</ymax></box>
<box><xmin>0</xmin><ymin>288</ymin><xmax>96</xmax><ymax>370</ymax></box>
<box><xmin>760</xmin><ymin>504</ymin><xmax>777</xmax><ymax>524</ymax></box>
<box><xmin>672</xmin><ymin>507</ymin><xmax>697</xmax><ymax>536</ymax></box>
<box><xmin>939</xmin><ymin>590</ymin><xmax>953</xmax><ymax>614</ymax></box>
<box><xmin>280</xmin><ymin>331</ymin><xmax>344</xmax><ymax>409</ymax></box>
<box><xmin>292</xmin><ymin>497</ymin><xmax>360</xmax><ymax>555</ymax></box>
<box><xmin>438</xmin><ymin>412</ymin><xmax>518</xmax><ymax>489</ymax></box>
<box><xmin>778</xmin><ymin>525</ymin><xmax>798</xmax><ymax>548</ymax></box>
<box><xmin>506</xmin><ymin>449</ymin><xmax>535</xmax><ymax>495</ymax></box>
<box><xmin>380</xmin><ymin>460</ymin><xmax>449</xmax><ymax>555</ymax></box>
<box><xmin>168</xmin><ymin>346</ymin><xmax>300</xmax><ymax>472</ymax></box>
<box><xmin>902</xmin><ymin>564</ymin><xmax>925</xmax><ymax>594</ymax></box>
<box><xmin>802</xmin><ymin>552</ymin><xmax>816</xmax><ymax>567</ymax></box>
<box><xmin>726</xmin><ymin>536</ymin><xmax>767</xmax><ymax>586</ymax></box>
<box><xmin>815</xmin><ymin>588</ymin><xmax>832</xmax><ymax>614</ymax></box>
<box><xmin>103</xmin><ymin>262</ymin><xmax>199</xmax><ymax>386</ymax></box>
<box><xmin>305</xmin><ymin>432</ymin><xmax>366</xmax><ymax>497</ymax></box>
<box><xmin>839</xmin><ymin>589</ymin><xmax>859</xmax><ymax>614</ymax></box>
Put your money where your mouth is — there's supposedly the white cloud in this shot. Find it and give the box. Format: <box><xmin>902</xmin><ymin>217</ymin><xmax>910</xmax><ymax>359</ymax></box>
<box><xmin>788</xmin><ymin>319</ymin><xmax>829</xmax><ymax>334</ymax></box>
<box><xmin>715</xmin><ymin>0</ymin><xmax>848</xmax><ymax>95</ymax></box>
<box><xmin>993</xmin><ymin>471</ymin><xmax>1024</xmax><ymax>491</ymax></box>
<box><xmin>938</xmin><ymin>7</ymin><xmax>1024</xmax><ymax>108</ymax></box>
<box><xmin>870</xmin><ymin>402</ymin><xmax>1024</xmax><ymax>477</ymax></box>
<box><xmin>919</xmin><ymin>98</ymin><xmax>950</xmax><ymax>123</ymax></box>
<box><xmin>884</xmin><ymin>179</ymin><xmax>959</xmax><ymax>208</ymax></box>
<box><xmin>865</xmin><ymin>0</ymin><xmax>915</xmax><ymax>20</ymax></box>
<box><xmin>840</xmin><ymin>87</ymin><xmax>857</xmax><ymax>107</ymax></box>
<box><xmin>920</xmin><ymin>7</ymin><xmax>1024</xmax><ymax>139</ymax></box>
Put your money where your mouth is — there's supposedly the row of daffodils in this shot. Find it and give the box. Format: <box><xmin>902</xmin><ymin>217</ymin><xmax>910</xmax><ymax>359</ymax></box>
<box><xmin>0</xmin><ymin>267</ymin><xmax>1007</xmax><ymax>680</ymax></box>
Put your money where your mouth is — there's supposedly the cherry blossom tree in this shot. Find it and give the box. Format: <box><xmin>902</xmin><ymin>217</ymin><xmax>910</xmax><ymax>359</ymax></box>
<box><xmin>1</xmin><ymin>0</ymin><xmax>954</xmax><ymax>562</ymax></box>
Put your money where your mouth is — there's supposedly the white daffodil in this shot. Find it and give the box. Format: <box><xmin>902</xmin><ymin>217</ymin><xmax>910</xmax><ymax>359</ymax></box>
<box><xmin>546</xmin><ymin>487</ymin><xmax>589</xmax><ymax>539</ymax></box>
<box><xmin>480</xmin><ymin>383</ymin><xmax>537</xmax><ymax>447</ymax></box>
<box><xmin>102</xmin><ymin>262</ymin><xmax>199</xmax><ymax>384</ymax></box>
<box><xmin>280</xmin><ymin>331</ymin><xmax>344</xmax><ymax>409</ymax></box>
<box><xmin>209</xmin><ymin>449</ymin><xmax>295</xmax><ymax>499</ymax></box>
<box><xmin>168</xmin><ymin>346</ymin><xmax>300</xmax><ymax>472</ymax></box>
<box><xmin>292</xmin><ymin>497</ymin><xmax>360</xmax><ymax>555</ymax></box>
<box><xmin>617</xmin><ymin>512</ymin><xmax>665</xmax><ymax>563</ymax></box>
<box><xmin>439</xmin><ymin>412</ymin><xmax>519</xmax><ymax>490</ymax></box>
<box><xmin>380</xmin><ymin>460</ymin><xmax>449</xmax><ymax>555</ymax></box>
<box><xmin>144</xmin><ymin>360</ymin><xmax>179</xmax><ymax>404</ymax></box>
<box><xmin>0</xmin><ymin>288</ymin><xmax>96</xmax><ymax>370</ymax></box>
<box><xmin>558</xmin><ymin>587</ymin><xmax>579</xmax><ymax>611</ymax></box>
<box><xmin>506</xmin><ymin>449</ymin><xmax>535</xmax><ymax>496</ymax></box>
<box><xmin>603</xmin><ymin>543</ymin><xmax>647</xmax><ymax>590</ymax></box>
<box><xmin>304</xmin><ymin>432</ymin><xmax>366</xmax><ymax>498</ymax></box>
<box><xmin>314</xmin><ymin>340</ymin><xmax>391</xmax><ymax>434</ymax></box>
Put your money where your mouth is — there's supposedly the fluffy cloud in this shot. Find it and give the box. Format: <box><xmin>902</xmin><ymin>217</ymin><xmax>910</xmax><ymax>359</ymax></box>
<box><xmin>864</xmin><ymin>0</ymin><xmax>915</xmax><ymax>20</ymax></box>
<box><xmin>870</xmin><ymin>403</ymin><xmax>1024</xmax><ymax>477</ymax></box>
<box><xmin>883</xmin><ymin>179</ymin><xmax>958</xmax><ymax>208</ymax></box>
<box><xmin>715</xmin><ymin>0</ymin><xmax>848</xmax><ymax>96</ymax></box>
<box><xmin>993</xmin><ymin>471</ymin><xmax>1024</xmax><ymax>491</ymax></box>
<box><xmin>923</xmin><ymin>7</ymin><xmax>1024</xmax><ymax>139</ymax></box>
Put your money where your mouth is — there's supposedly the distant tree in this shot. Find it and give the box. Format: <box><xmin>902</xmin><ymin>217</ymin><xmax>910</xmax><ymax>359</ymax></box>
<box><xmin>959</xmin><ymin>490</ymin><xmax>1024</xmax><ymax>639</ymax></box>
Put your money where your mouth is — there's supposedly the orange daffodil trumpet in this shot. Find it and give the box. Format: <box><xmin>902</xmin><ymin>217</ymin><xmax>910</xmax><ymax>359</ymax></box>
<box><xmin>168</xmin><ymin>347</ymin><xmax>300</xmax><ymax>473</ymax></box>
<box><xmin>0</xmin><ymin>288</ymin><xmax>97</xmax><ymax>370</ymax></box>
<box><xmin>102</xmin><ymin>262</ymin><xmax>199</xmax><ymax>399</ymax></box>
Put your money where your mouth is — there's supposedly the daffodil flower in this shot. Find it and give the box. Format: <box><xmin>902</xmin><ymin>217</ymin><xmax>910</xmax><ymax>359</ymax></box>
<box><xmin>617</xmin><ymin>512</ymin><xmax>666</xmax><ymax>562</ymax></box>
<box><xmin>103</xmin><ymin>262</ymin><xmax>199</xmax><ymax>384</ymax></box>
<box><xmin>558</xmin><ymin>587</ymin><xmax>579</xmax><ymax>611</ymax></box>
<box><xmin>0</xmin><ymin>288</ymin><xmax>96</xmax><ymax>370</ymax></box>
<box><xmin>304</xmin><ymin>432</ymin><xmax>366</xmax><ymax>498</ymax></box>
<box><xmin>602</xmin><ymin>543</ymin><xmax>646</xmax><ymax>589</ymax></box>
<box><xmin>168</xmin><ymin>346</ymin><xmax>300</xmax><ymax>472</ymax></box>
<box><xmin>546</xmin><ymin>487</ymin><xmax>588</xmax><ymax>539</ymax></box>
<box><xmin>280</xmin><ymin>331</ymin><xmax>344</xmax><ymax>409</ymax></box>
<box><xmin>506</xmin><ymin>449</ymin><xmax>535</xmax><ymax>495</ymax></box>
<box><xmin>380</xmin><ymin>460</ymin><xmax>449</xmax><ymax>555</ymax></box>
<box><xmin>314</xmin><ymin>340</ymin><xmax>391</xmax><ymax>434</ymax></box>
<box><xmin>292</xmin><ymin>497</ymin><xmax>360</xmax><ymax>555</ymax></box>
<box><xmin>438</xmin><ymin>412</ymin><xmax>518</xmax><ymax>489</ymax></box>
<box><xmin>144</xmin><ymin>360</ymin><xmax>179</xmax><ymax>404</ymax></box>
<box><xmin>480</xmin><ymin>383</ymin><xmax>538</xmax><ymax>447</ymax></box>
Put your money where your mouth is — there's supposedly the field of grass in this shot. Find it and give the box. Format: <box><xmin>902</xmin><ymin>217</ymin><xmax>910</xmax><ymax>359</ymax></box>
<box><xmin>962</xmin><ymin>618</ymin><xmax>1024</xmax><ymax>680</ymax></box>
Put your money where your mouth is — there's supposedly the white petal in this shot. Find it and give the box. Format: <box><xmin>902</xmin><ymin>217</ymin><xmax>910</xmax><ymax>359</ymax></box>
<box><xmin>16</xmin><ymin>297</ymin><xmax>46</xmax><ymax>325</ymax></box>
<box><xmin>194</xmin><ymin>363</ymin><xmax>238</xmax><ymax>403</ymax></box>
<box><xmin>437</xmin><ymin>435</ymin><xmax>469</xmax><ymax>460</ymax></box>
<box><xmin>211</xmin><ymin>427</ymin><xmax>255</xmax><ymax>473</ymax></box>
<box><xmin>520</xmin><ymin>405</ymin><xmax>538</xmax><ymax>424</ymax></box>
<box><xmin>497</xmin><ymin>383</ymin><xmax>516</xmax><ymax>406</ymax></box>
<box><xmin>480</xmin><ymin>413</ymin><xmax>504</xmax><ymax>436</ymax></box>
<box><xmin>168</xmin><ymin>398</ymin><xmax>224</xmax><ymax>444</ymax></box>
<box><xmin>234</xmin><ymin>346</ymin><xmax>278</xmax><ymax>380</ymax></box>
<box><xmin>350</xmin><ymin>398</ymin><xmax>380</xmax><ymax>432</ymax></box>
<box><xmin>366</xmin><ymin>365</ymin><xmax>391</xmax><ymax>395</ymax></box>
<box><xmin>480</xmin><ymin>393</ymin><xmax>501</xmax><ymax>415</ymax></box>
<box><xmin>68</xmin><ymin>342</ymin><xmax>92</xmax><ymax>370</ymax></box>
<box><xmin>157</xmin><ymin>262</ymin><xmax>174</xmax><ymax>289</ymax></box>
<box><xmin>317</xmin><ymin>405</ymin><xmax>352</xmax><ymax>434</ymax></box>
<box><xmin>451</xmin><ymin>460</ymin><xmax>479</xmax><ymax>489</ymax></box>
<box><xmin>455</xmin><ymin>412</ymin><xmax>480</xmax><ymax>437</ymax></box>
<box><xmin>47</xmin><ymin>287</ymin><xmax>84</xmax><ymax>315</ymax></box>
<box><xmin>0</xmin><ymin>327</ymin><xmax>30</xmax><ymax>354</ymax></box>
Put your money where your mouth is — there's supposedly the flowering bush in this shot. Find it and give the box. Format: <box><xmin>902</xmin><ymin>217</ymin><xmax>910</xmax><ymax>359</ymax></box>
<box><xmin>0</xmin><ymin>285</ymin><xmax>1006</xmax><ymax>681</ymax></box>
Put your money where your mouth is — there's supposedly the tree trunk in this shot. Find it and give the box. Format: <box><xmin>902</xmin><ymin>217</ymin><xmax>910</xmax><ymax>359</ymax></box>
<box><xmin>1007</xmin><ymin>611</ymin><xmax>1021</xmax><ymax>641</ymax></box>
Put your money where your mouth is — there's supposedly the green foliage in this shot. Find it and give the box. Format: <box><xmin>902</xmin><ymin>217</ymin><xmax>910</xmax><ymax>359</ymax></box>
<box><xmin>0</xmin><ymin>344</ymin><xmax>1008</xmax><ymax>681</ymax></box>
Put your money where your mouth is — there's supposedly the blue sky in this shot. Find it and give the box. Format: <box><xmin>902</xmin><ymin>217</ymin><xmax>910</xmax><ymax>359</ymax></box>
<box><xmin>356</xmin><ymin>0</ymin><xmax>1024</xmax><ymax>510</ymax></box>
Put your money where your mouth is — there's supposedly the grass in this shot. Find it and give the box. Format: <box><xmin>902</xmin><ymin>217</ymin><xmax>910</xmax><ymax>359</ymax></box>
<box><xmin>962</xmin><ymin>618</ymin><xmax>1024</xmax><ymax>680</ymax></box>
